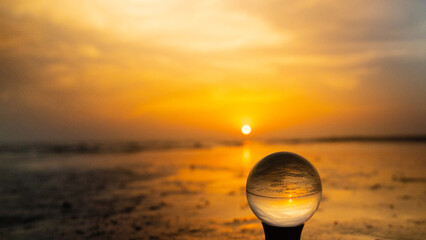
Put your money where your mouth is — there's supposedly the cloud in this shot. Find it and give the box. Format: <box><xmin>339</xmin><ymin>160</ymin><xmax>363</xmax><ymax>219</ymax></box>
<box><xmin>229</xmin><ymin>0</ymin><xmax>426</xmax><ymax>42</ymax></box>
<box><xmin>0</xmin><ymin>0</ymin><xmax>425</xmax><ymax>141</ymax></box>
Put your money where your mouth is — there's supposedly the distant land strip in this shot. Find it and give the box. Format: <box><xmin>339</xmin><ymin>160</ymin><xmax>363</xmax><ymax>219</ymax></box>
<box><xmin>266</xmin><ymin>135</ymin><xmax>426</xmax><ymax>144</ymax></box>
<box><xmin>0</xmin><ymin>141</ymin><xmax>208</xmax><ymax>155</ymax></box>
<box><xmin>0</xmin><ymin>135</ymin><xmax>425</xmax><ymax>155</ymax></box>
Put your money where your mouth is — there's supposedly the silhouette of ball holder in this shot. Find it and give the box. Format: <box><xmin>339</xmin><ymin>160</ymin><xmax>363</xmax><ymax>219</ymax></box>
<box><xmin>246</xmin><ymin>152</ymin><xmax>322</xmax><ymax>240</ymax></box>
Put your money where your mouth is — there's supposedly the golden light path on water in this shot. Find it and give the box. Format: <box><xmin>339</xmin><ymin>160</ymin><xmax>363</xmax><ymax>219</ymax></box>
<box><xmin>160</xmin><ymin>141</ymin><xmax>425</xmax><ymax>232</ymax></box>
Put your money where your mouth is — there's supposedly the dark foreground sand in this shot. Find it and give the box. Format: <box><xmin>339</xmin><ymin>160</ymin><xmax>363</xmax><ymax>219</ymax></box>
<box><xmin>0</xmin><ymin>142</ymin><xmax>425</xmax><ymax>239</ymax></box>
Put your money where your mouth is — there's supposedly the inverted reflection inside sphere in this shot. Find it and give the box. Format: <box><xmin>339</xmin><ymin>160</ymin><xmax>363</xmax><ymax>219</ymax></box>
<box><xmin>246</xmin><ymin>152</ymin><xmax>322</xmax><ymax>227</ymax></box>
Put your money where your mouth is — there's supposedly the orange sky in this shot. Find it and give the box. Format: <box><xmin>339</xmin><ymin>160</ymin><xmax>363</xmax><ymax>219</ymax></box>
<box><xmin>0</xmin><ymin>0</ymin><xmax>425</xmax><ymax>141</ymax></box>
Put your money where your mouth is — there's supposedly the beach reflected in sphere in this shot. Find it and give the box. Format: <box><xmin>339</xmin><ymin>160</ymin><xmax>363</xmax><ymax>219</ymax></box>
<box><xmin>246</xmin><ymin>152</ymin><xmax>322</xmax><ymax>227</ymax></box>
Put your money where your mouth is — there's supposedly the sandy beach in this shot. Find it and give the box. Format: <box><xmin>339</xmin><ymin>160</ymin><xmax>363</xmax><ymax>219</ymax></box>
<box><xmin>0</xmin><ymin>141</ymin><xmax>425</xmax><ymax>239</ymax></box>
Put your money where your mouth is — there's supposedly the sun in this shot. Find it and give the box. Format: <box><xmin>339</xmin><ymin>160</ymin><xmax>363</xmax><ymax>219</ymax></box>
<box><xmin>241</xmin><ymin>125</ymin><xmax>251</xmax><ymax>135</ymax></box>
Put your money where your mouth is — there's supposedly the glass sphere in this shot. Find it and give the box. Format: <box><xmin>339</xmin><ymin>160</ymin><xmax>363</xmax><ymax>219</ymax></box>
<box><xmin>246</xmin><ymin>152</ymin><xmax>322</xmax><ymax>227</ymax></box>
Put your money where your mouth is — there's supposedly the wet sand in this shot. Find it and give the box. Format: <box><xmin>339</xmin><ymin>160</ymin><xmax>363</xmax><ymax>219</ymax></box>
<box><xmin>0</xmin><ymin>141</ymin><xmax>425</xmax><ymax>239</ymax></box>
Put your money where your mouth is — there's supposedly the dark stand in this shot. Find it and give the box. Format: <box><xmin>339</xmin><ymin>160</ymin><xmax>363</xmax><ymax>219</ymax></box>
<box><xmin>262</xmin><ymin>222</ymin><xmax>304</xmax><ymax>240</ymax></box>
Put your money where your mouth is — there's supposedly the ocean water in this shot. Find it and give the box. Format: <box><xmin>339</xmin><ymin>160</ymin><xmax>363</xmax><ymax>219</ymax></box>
<box><xmin>0</xmin><ymin>141</ymin><xmax>425</xmax><ymax>239</ymax></box>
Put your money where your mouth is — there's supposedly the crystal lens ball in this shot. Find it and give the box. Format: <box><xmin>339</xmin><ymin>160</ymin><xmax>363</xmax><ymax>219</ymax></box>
<box><xmin>246</xmin><ymin>152</ymin><xmax>322</xmax><ymax>227</ymax></box>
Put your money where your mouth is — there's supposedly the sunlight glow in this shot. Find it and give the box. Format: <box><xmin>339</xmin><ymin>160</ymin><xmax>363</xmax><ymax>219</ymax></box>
<box><xmin>242</xmin><ymin>125</ymin><xmax>251</xmax><ymax>135</ymax></box>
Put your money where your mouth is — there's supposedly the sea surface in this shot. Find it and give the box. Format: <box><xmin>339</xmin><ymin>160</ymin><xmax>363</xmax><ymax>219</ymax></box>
<box><xmin>0</xmin><ymin>141</ymin><xmax>425</xmax><ymax>239</ymax></box>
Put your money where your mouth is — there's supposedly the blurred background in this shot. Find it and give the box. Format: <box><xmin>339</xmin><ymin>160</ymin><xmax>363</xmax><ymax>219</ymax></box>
<box><xmin>0</xmin><ymin>1</ymin><xmax>425</xmax><ymax>239</ymax></box>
